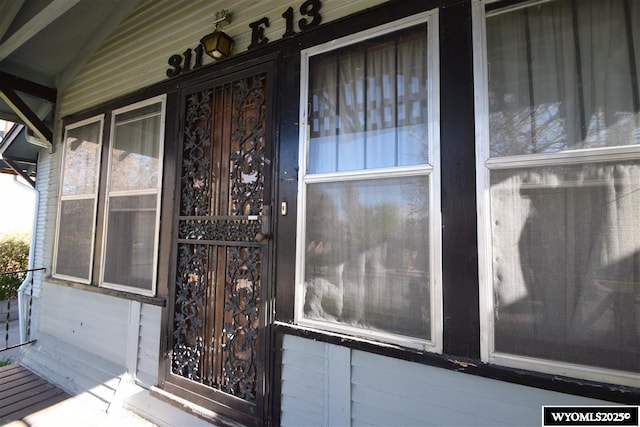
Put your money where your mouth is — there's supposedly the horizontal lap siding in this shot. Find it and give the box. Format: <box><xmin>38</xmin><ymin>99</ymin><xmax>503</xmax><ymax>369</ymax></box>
<box><xmin>32</xmin><ymin>151</ymin><xmax>53</xmax><ymax>302</ymax></box>
<box><xmin>59</xmin><ymin>0</ymin><xmax>388</xmax><ymax>117</ymax></box>
<box><xmin>38</xmin><ymin>283</ymin><xmax>129</xmax><ymax>365</ymax></box>
<box><xmin>280</xmin><ymin>334</ymin><xmax>328</xmax><ymax>427</ymax></box>
<box><xmin>351</xmin><ymin>351</ymin><xmax>519</xmax><ymax>426</ymax></box>
<box><xmin>21</xmin><ymin>281</ymin><xmax>131</xmax><ymax>409</ymax></box>
<box><xmin>280</xmin><ymin>335</ymin><xmax>611</xmax><ymax>426</ymax></box>
<box><xmin>136</xmin><ymin>303</ymin><xmax>161</xmax><ymax>388</ymax></box>
<box><xmin>20</xmin><ymin>333</ymin><xmax>124</xmax><ymax>410</ymax></box>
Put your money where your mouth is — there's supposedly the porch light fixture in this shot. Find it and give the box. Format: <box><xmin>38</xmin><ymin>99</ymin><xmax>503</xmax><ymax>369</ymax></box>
<box><xmin>200</xmin><ymin>10</ymin><xmax>234</xmax><ymax>60</ymax></box>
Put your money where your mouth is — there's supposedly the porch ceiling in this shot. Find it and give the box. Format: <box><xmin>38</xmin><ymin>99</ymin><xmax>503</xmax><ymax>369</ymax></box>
<box><xmin>0</xmin><ymin>0</ymin><xmax>139</xmax><ymax>176</ymax></box>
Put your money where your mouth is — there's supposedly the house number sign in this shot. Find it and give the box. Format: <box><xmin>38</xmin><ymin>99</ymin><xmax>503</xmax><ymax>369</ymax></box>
<box><xmin>166</xmin><ymin>0</ymin><xmax>322</xmax><ymax>78</ymax></box>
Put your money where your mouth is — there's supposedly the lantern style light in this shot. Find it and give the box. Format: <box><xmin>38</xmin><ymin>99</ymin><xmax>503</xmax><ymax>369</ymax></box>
<box><xmin>201</xmin><ymin>10</ymin><xmax>234</xmax><ymax>60</ymax></box>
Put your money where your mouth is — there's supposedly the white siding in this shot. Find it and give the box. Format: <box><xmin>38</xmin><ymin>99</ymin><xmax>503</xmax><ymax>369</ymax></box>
<box><xmin>21</xmin><ymin>280</ymin><xmax>163</xmax><ymax>409</ymax></box>
<box><xmin>39</xmin><ymin>136</ymin><xmax>63</xmax><ymax>273</ymax></box>
<box><xmin>31</xmin><ymin>150</ymin><xmax>52</xmax><ymax>299</ymax></box>
<box><xmin>136</xmin><ymin>303</ymin><xmax>162</xmax><ymax>388</ymax></box>
<box><xmin>27</xmin><ymin>147</ymin><xmax>58</xmax><ymax>340</ymax></box>
<box><xmin>281</xmin><ymin>337</ymin><xmax>327</xmax><ymax>427</ymax></box>
<box><xmin>280</xmin><ymin>335</ymin><xmax>612</xmax><ymax>427</ymax></box>
<box><xmin>21</xmin><ymin>332</ymin><xmax>123</xmax><ymax>409</ymax></box>
<box><xmin>25</xmin><ymin>156</ymin><xmax>162</xmax><ymax>404</ymax></box>
<box><xmin>21</xmin><ymin>280</ymin><xmax>130</xmax><ymax>408</ymax></box>
<box><xmin>59</xmin><ymin>0</ymin><xmax>387</xmax><ymax>116</ymax></box>
<box><xmin>39</xmin><ymin>284</ymin><xmax>128</xmax><ymax>363</ymax></box>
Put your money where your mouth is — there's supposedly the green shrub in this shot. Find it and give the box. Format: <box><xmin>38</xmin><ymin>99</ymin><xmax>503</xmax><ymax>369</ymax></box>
<box><xmin>0</xmin><ymin>234</ymin><xmax>29</xmax><ymax>300</ymax></box>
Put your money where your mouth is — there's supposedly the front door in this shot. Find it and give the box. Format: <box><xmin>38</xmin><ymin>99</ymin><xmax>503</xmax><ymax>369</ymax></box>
<box><xmin>163</xmin><ymin>64</ymin><xmax>273</xmax><ymax>426</ymax></box>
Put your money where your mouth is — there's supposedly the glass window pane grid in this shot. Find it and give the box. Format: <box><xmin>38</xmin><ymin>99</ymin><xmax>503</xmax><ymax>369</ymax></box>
<box><xmin>102</xmin><ymin>194</ymin><xmax>158</xmax><ymax>292</ymax></box>
<box><xmin>61</xmin><ymin>121</ymin><xmax>102</xmax><ymax>197</ymax></box>
<box><xmin>486</xmin><ymin>0</ymin><xmax>640</xmax><ymax>158</ymax></box>
<box><xmin>109</xmin><ymin>103</ymin><xmax>163</xmax><ymax>192</ymax></box>
<box><xmin>302</xmin><ymin>175</ymin><xmax>432</xmax><ymax>341</ymax></box>
<box><xmin>54</xmin><ymin>199</ymin><xmax>97</xmax><ymax>282</ymax></box>
<box><xmin>298</xmin><ymin>12</ymin><xmax>440</xmax><ymax>351</ymax></box>
<box><xmin>489</xmin><ymin>159</ymin><xmax>640</xmax><ymax>375</ymax></box>
<box><xmin>54</xmin><ymin>117</ymin><xmax>103</xmax><ymax>282</ymax></box>
<box><xmin>480</xmin><ymin>0</ymin><xmax>640</xmax><ymax>384</ymax></box>
<box><xmin>101</xmin><ymin>97</ymin><xmax>165</xmax><ymax>295</ymax></box>
<box><xmin>307</xmin><ymin>25</ymin><xmax>429</xmax><ymax>174</ymax></box>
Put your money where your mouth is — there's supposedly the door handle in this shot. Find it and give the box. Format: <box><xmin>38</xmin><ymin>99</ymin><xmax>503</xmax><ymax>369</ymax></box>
<box><xmin>255</xmin><ymin>205</ymin><xmax>270</xmax><ymax>242</ymax></box>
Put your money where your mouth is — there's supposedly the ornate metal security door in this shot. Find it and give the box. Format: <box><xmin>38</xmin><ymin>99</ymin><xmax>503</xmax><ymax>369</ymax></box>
<box><xmin>164</xmin><ymin>68</ymin><xmax>272</xmax><ymax>425</ymax></box>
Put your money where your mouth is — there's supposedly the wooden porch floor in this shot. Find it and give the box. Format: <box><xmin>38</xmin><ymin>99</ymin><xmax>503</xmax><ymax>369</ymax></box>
<box><xmin>0</xmin><ymin>364</ymin><xmax>157</xmax><ymax>426</ymax></box>
<box><xmin>0</xmin><ymin>363</ymin><xmax>69</xmax><ymax>425</ymax></box>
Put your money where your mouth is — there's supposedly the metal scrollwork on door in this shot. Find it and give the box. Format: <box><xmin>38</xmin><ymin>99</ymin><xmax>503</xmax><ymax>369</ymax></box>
<box><xmin>221</xmin><ymin>245</ymin><xmax>261</xmax><ymax>400</ymax></box>
<box><xmin>229</xmin><ymin>75</ymin><xmax>266</xmax><ymax>217</ymax></box>
<box><xmin>181</xmin><ymin>90</ymin><xmax>213</xmax><ymax>217</ymax></box>
<box><xmin>172</xmin><ymin>243</ymin><xmax>207</xmax><ymax>381</ymax></box>
<box><xmin>172</xmin><ymin>73</ymin><xmax>267</xmax><ymax>403</ymax></box>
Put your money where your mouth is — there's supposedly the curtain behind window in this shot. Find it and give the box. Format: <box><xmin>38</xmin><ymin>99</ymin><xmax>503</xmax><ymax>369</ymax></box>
<box><xmin>303</xmin><ymin>25</ymin><xmax>432</xmax><ymax>341</ymax></box>
<box><xmin>102</xmin><ymin>102</ymin><xmax>162</xmax><ymax>292</ymax></box>
<box><xmin>308</xmin><ymin>28</ymin><xmax>428</xmax><ymax>173</ymax></box>
<box><xmin>487</xmin><ymin>0</ymin><xmax>640</xmax><ymax>373</ymax></box>
<box><xmin>488</xmin><ymin>0</ymin><xmax>640</xmax><ymax>155</ymax></box>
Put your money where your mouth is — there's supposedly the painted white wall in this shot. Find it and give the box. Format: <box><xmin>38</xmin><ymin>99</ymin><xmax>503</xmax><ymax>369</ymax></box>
<box><xmin>280</xmin><ymin>334</ymin><xmax>612</xmax><ymax>427</ymax></box>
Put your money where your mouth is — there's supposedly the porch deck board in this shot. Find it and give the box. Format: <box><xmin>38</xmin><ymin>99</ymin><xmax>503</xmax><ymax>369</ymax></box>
<box><xmin>0</xmin><ymin>363</ymin><xmax>69</xmax><ymax>425</ymax></box>
<box><xmin>0</xmin><ymin>364</ymin><xmax>162</xmax><ymax>426</ymax></box>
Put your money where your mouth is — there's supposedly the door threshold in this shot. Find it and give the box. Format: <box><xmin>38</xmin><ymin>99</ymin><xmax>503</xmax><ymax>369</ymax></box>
<box><xmin>141</xmin><ymin>386</ymin><xmax>247</xmax><ymax>427</ymax></box>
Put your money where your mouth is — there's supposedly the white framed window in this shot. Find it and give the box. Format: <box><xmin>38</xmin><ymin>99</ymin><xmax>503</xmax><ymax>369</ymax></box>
<box><xmin>296</xmin><ymin>11</ymin><xmax>442</xmax><ymax>351</ymax></box>
<box><xmin>474</xmin><ymin>0</ymin><xmax>640</xmax><ymax>386</ymax></box>
<box><xmin>53</xmin><ymin>95</ymin><xmax>166</xmax><ymax>296</ymax></box>
<box><xmin>53</xmin><ymin>115</ymin><xmax>104</xmax><ymax>283</ymax></box>
<box><xmin>101</xmin><ymin>96</ymin><xmax>166</xmax><ymax>295</ymax></box>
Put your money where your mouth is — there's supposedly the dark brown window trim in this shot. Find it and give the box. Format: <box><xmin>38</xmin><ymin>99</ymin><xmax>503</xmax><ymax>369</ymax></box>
<box><xmin>46</xmin><ymin>276</ymin><xmax>166</xmax><ymax>307</ymax></box>
<box><xmin>275</xmin><ymin>322</ymin><xmax>640</xmax><ymax>405</ymax></box>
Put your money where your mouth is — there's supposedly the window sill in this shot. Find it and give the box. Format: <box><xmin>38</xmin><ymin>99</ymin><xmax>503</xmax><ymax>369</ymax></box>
<box><xmin>274</xmin><ymin>322</ymin><xmax>640</xmax><ymax>404</ymax></box>
<box><xmin>46</xmin><ymin>276</ymin><xmax>166</xmax><ymax>307</ymax></box>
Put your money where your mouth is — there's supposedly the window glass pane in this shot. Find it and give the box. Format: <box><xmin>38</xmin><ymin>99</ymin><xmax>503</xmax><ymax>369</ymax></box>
<box><xmin>487</xmin><ymin>0</ymin><xmax>640</xmax><ymax>157</ymax></box>
<box><xmin>55</xmin><ymin>199</ymin><xmax>95</xmax><ymax>280</ymax></box>
<box><xmin>490</xmin><ymin>161</ymin><xmax>640</xmax><ymax>373</ymax></box>
<box><xmin>308</xmin><ymin>25</ymin><xmax>428</xmax><ymax>173</ymax></box>
<box><xmin>303</xmin><ymin>176</ymin><xmax>431</xmax><ymax>340</ymax></box>
<box><xmin>62</xmin><ymin>121</ymin><xmax>101</xmax><ymax>196</ymax></box>
<box><xmin>338</xmin><ymin>49</ymin><xmax>366</xmax><ymax>171</ymax></box>
<box><xmin>110</xmin><ymin>102</ymin><xmax>162</xmax><ymax>191</ymax></box>
<box><xmin>103</xmin><ymin>194</ymin><xmax>157</xmax><ymax>291</ymax></box>
<box><xmin>366</xmin><ymin>41</ymin><xmax>396</xmax><ymax>169</ymax></box>
<box><xmin>397</xmin><ymin>31</ymin><xmax>429</xmax><ymax>166</ymax></box>
<box><xmin>308</xmin><ymin>55</ymin><xmax>338</xmax><ymax>173</ymax></box>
